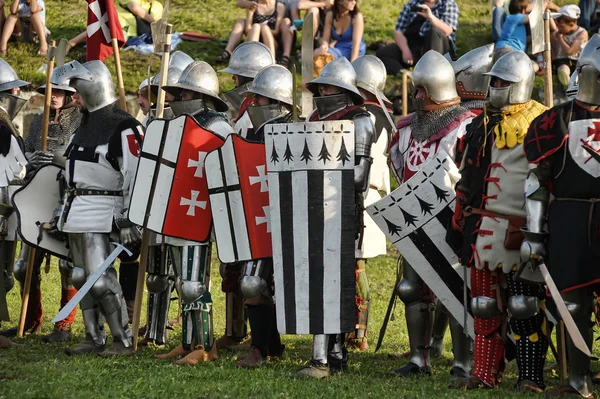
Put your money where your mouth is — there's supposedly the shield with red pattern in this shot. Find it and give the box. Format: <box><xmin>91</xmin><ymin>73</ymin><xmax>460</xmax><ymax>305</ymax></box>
<box><xmin>205</xmin><ymin>134</ymin><xmax>271</xmax><ymax>263</ymax></box>
<box><xmin>129</xmin><ymin>115</ymin><xmax>225</xmax><ymax>243</ymax></box>
<box><xmin>568</xmin><ymin>119</ymin><xmax>600</xmax><ymax>178</ymax></box>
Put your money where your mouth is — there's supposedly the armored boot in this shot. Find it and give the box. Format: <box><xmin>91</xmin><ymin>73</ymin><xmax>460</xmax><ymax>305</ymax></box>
<box><xmin>65</xmin><ymin>300</ymin><xmax>106</xmax><ymax>355</ymax></box>
<box><xmin>97</xmin><ymin>292</ymin><xmax>134</xmax><ymax>357</ymax></box>
<box><xmin>294</xmin><ymin>335</ymin><xmax>332</xmax><ymax>379</ymax></box>
<box><xmin>430</xmin><ymin>304</ymin><xmax>449</xmax><ymax>359</ymax></box>
<box><xmin>448</xmin><ymin>315</ymin><xmax>471</xmax><ymax>379</ymax></box>
<box><xmin>43</xmin><ymin>322</ymin><xmax>72</xmax><ymax>343</ymax></box>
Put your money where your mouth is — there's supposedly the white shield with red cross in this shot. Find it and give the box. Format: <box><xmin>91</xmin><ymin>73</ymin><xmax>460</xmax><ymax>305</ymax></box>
<box><xmin>205</xmin><ymin>134</ymin><xmax>272</xmax><ymax>263</ymax></box>
<box><xmin>568</xmin><ymin>119</ymin><xmax>600</xmax><ymax>178</ymax></box>
<box><xmin>129</xmin><ymin>115</ymin><xmax>225</xmax><ymax>243</ymax></box>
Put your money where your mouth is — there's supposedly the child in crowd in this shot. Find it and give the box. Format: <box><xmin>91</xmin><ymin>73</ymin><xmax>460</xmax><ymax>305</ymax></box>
<box><xmin>550</xmin><ymin>4</ymin><xmax>588</xmax><ymax>90</ymax></box>
<box><xmin>0</xmin><ymin>0</ymin><xmax>48</xmax><ymax>55</ymax></box>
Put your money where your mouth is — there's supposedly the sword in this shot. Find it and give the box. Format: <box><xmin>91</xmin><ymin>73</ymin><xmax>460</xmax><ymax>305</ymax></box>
<box><xmin>375</xmin><ymin>256</ymin><xmax>403</xmax><ymax>352</ymax></box>
<box><xmin>537</xmin><ymin>258</ymin><xmax>592</xmax><ymax>357</ymax></box>
<box><xmin>51</xmin><ymin>243</ymin><xmax>132</xmax><ymax>323</ymax></box>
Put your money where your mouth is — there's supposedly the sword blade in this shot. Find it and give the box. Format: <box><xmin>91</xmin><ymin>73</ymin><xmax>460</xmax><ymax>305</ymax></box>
<box><xmin>375</xmin><ymin>287</ymin><xmax>396</xmax><ymax>353</ymax></box>
<box><xmin>51</xmin><ymin>243</ymin><xmax>132</xmax><ymax>323</ymax></box>
<box><xmin>539</xmin><ymin>261</ymin><xmax>592</xmax><ymax>357</ymax></box>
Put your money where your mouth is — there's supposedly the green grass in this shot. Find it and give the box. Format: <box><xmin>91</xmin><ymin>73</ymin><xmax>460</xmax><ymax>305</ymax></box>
<box><xmin>0</xmin><ymin>0</ymin><xmax>592</xmax><ymax>397</ymax></box>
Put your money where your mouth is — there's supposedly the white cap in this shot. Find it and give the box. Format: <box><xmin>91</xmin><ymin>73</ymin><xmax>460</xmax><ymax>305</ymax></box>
<box><xmin>551</xmin><ymin>4</ymin><xmax>581</xmax><ymax>20</ymax></box>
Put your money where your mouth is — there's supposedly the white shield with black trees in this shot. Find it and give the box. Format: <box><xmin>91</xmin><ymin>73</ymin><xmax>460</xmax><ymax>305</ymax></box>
<box><xmin>265</xmin><ymin>121</ymin><xmax>356</xmax><ymax>335</ymax></box>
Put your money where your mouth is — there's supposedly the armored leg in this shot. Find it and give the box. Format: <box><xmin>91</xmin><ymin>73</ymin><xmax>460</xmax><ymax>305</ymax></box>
<box><xmin>448</xmin><ymin>312</ymin><xmax>472</xmax><ymax>379</ymax></box>
<box><xmin>348</xmin><ymin>259</ymin><xmax>370</xmax><ymax>351</ymax></box>
<box><xmin>238</xmin><ymin>259</ymin><xmax>282</xmax><ymax>367</ymax></box>
<box><xmin>469</xmin><ymin>267</ymin><xmax>505</xmax><ymax>388</ymax></box>
<box><xmin>68</xmin><ymin>233</ymin><xmax>132</xmax><ymax>355</ymax></box>
<box><xmin>216</xmin><ymin>261</ymin><xmax>248</xmax><ymax>349</ymax></box>
<box><xmin>430</xmin><ymin>303</ymin><xmax>449</xmax><ymax>358</ymax></box>
<box><xmin>506</xmin><ymin>270</ymin><xmax>548</xmax><ymax>391</ymax></box>
<box><xmin>561</xmin><ymin>288</ymin><xmax>594</xmax><ymax>398</ymax></box>
<box><xmin>43</xmin><ymin>259</ymin><xmax>77</xmax><ymax>343</ymax></box>
<box><xmin>393</xmin><ymin>261</ymin><xmax>433</xmax><ymax>376</ymax></box>
<box><xmin>170</xmin><ymin>244</ymin><xmax>215</xmax><ymax>358</ymax></box>
<box><xmin>145</xmin><ymin>245</ymin><xmax>174</xmax><ymax>345</ymax></box>
<box><xmin>119</xmin><ymin>248</ymin><xmax>140</xmax><ymax>323</ymax></box>
<box><xmin>0</xmin><ymin>239</ymin><xmax>17</xmax><ymax>324</ymax></box>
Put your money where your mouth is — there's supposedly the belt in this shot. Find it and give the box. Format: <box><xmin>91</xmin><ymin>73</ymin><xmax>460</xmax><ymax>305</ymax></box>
<box><xmin>462</xmin><ymin>206</ymin><xmax>524</xmax><ymax>224</ymax></box>
<box><xmin>554</xmin><ymin>197</ymin><xmax>600</xmax><ymax>245</ymax></box>
<box><xmin>61</xmin><ymin>188</ymin><xmax>123</xmax><ymax>228</ymax></box>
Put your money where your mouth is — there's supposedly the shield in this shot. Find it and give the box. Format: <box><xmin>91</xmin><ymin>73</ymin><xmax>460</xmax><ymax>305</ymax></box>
<box><xmin>266</xmin><ymin>121</ymin><xmax>355</xmax><ymax>335</ymax></box>
<box><xmin>128</xmin><ymin>115</ymin><xmax>225</xmax><ymax>243</ymax></box>
<box><xmin>366</xmin><ymin>151</ymin><xmax>475</xmax><ymax>339</ymax></box>
<box><xmin>234</xmin><ymin>110</ymin><xmax>253</xmax><ymax>139</ymax></box>
<box><xmin>12</xmin><ymin>164</ymin><xmax>70</xmax><ymax>260</ymax></box>
<box><xmin>568</xmin><ymin>119</ymin><xmax>600</xmax><ymax>178</ymax></box>
<box><xmin>205</xmin><ymin>134</ymin><xmax>271</xmax><ymax>263</ymax></box>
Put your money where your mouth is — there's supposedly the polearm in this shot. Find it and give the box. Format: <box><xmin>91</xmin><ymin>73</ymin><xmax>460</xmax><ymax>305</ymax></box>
<box><xmin>543</xmin><ymin>11</ymin><xmax>553</xmax><ymax>107</ymax></box>
<box><xmin>17</xmin><ymin>40</ymin><xmax>57</xmax><ymax>337</ymax></box>
<box><xmin>131</xmin><ymin>0</ymin><xmax>172</xmax><ymax>351</ymax></box>
<box><xmin>111</xmin><ymin>37</ymin><xmax>128</xmax><ymax>111</ymax></box>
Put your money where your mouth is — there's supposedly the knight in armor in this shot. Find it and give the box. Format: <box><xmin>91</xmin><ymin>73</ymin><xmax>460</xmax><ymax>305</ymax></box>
<box><xmin>388</xmin><ymin>50</ymin><xmax>475</xmax><ymax>378</ymax></box>
<box><xmin>153</xmin><ymin>61</ymin><xmax>234</xmax><ymax>365</ymax></box>
<box><xmin>215</xmin><ymin>41</ymin><xmax>274</xmax><ymax>352</ymax></box>
<box><xmin>137</xmin><ymin>77</ymin><xmax>154</xmax><ymax>126</ymax></box>
<box><xmin>0</xmin><ymin>58</ymin><xmax>29</xmax><ymax>349</ymax></box>
<box><xmin>138</xmin><ymin>50</ymin><xmax>194</xmax><ymax>347</ymax></box>
<box><xmin>49</xmin><ymin>60</ymin><xmax>144</xmax><ymax>356</ymax></box>
<box><xmin>427</xmin><ymin>43</ymin><xmax>496</xmax><ymax>360</ymax></box>
<box><xmin>347</xmin><ymin>55</ymin><xmax>393</xmax><ymax>352</ymax></box>
<box><xmin>1</xmin><ymin>83</ymin><xmax>83</xmax><ymax>343</ymax></box>
<box><xmin>448</xmin><ymin>51</ymin><xmax>548</xmax><ymax>392</ymax></box>
<box><xmin>294</xmin><ymin>57</ymin><xmax>376</xmax><ymax>379</ymax></box>
<box><xmin>219</xmin><ymin>41</ymin><xmax>275</xmax><ymax>138</ymax></box>
<box><xmin>522</xmin><ymin>33</ymin><xmax>600</xmax><ymax>398</ymax></box>
<box><xmin>233</xmin><ymin>64</ymin><xmax>292</xmax><ymax>367</ymax></box>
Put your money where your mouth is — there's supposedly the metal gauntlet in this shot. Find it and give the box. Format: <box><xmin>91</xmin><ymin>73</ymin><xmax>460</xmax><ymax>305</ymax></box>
<box><xmin>353</xmin><ymin>115</ymin><xmax>375</xmax><ymax>193</ymax></box>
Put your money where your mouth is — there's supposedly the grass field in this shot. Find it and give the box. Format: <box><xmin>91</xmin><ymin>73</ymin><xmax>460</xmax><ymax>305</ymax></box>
<box><xmin>0</xmin><ymin>0</ymin><xmax>590</xmax><ymax>398</ymax></box>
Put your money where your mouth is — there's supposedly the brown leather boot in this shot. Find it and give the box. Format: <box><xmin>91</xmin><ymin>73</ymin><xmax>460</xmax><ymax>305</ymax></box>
<box><xmin>64</xmin><ymin>334</ymin><xmax>105</xmax><ymax>356</ymax></box>
<box><xmin>174</xmin><ymin>344</ymin><xmax>218</xmax><ymax>365</ymax></box>
<box><xmin>215</xmin><ymin>334</ymin><xmax>251</xmax><ymax>351</ymax></box>
<box><xmin>237</xmin><ymin>347</ymin><xmax>266</xmax><ymax>368</ymax></box>
<box><xmin>43</xmin><ymin>322</ymin><xmax>72</xmax><ymax>343</ymax></box>
<box><xmin>98</xmin><ymin>341</ymin><xmax>135</xmax><ymax>357</ymax></box>
<box><xmin>154</xmin><ymin>344</ymin><xmax>191</xmax><ymax>360</ymax></box>
<box><xmin>0</xmin><ymin>336</ymin><xmax>21</xmax><ymax>349</ymax></box>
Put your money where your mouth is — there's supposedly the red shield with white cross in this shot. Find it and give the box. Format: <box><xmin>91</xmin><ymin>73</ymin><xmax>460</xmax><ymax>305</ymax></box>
<box><xmin>205</xmin><ymin>134</ymin><xmax>272</xmax><ymax>263</ymax></box>
<box><xmin>568</xmin><ymin>119</ymin><xmax>600</xmax><ymax>178</ymax></box>
<box><xmin>129</xmin><ymin>115</ymin><xmax>225</xmax><ymax>243</ymax></box>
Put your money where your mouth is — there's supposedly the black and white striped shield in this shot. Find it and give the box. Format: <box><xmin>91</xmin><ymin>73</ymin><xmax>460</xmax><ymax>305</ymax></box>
<box><xmin>366</xmin><ymin>151</ymin><xmax>474</xmax><ymax>338</ymax></box>
<box><xmin>265</xmin><ymin>121</ymin><xmax>356</xmax><ymax>335</ymax></box>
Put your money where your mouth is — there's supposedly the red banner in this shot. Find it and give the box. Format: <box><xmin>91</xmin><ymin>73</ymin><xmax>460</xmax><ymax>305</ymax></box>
<box><xmin>86</xmin><ymin>0</ymin><xmax>125</xmax><ymax>61</ymax></box>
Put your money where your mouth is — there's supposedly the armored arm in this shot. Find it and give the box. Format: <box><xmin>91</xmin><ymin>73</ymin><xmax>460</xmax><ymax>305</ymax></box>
<box><xmin>520</xmin><ymin>160</ymin><xmax>552</xmax><ymax>263</ymax></box>
<box><xmin>353</xmin><ymin>114</ymin><xmax>375</xmax><ymax>194</ymax></box>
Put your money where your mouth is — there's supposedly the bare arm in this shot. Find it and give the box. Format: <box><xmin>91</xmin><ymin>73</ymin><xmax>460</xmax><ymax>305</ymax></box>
<box><xmin>9</xmin><ymin>0</ymin><xmax>19</xmax><ymax>15</ymax></box>
<box><xmin>237</xmin><ymin>0</ymin><xmax>257</xmax><ymax>9</ymax></box>
<box><xmin>320</xmin><ymin>11</ymin><xmax>332</xmax><ymax>44</ymax></box>
<box><xmin>127</xmin><ymin>2</ymin><xmax>155</xmax><ymax>23</ymax></box>
<box><xmin>273</xmin><ymin>2</ymin><xmax>285</xmax><ymax>34</ymax></box>
<box><xmin>558</xmin><ymin>30</ymin><xmax>588</xmax><ymax>55</ymax></box>
<box><xmin>350</xmin><ymin>12</ymin><xmax>364</xmax><ymax>62</ymax></box>
<box><xmin>245</xmin><ymin>8</ymin><xmax>255</xmax><ymax>32</ymax></box>
<box><xmin>297</xmin><ymin>0</ymin><xmax>327</xmax><ymax>10</ymax></box>
<box><xmin>416</xmin><ymin>5</ymin><xmax>452</xmax><ymax>36</ymax></box>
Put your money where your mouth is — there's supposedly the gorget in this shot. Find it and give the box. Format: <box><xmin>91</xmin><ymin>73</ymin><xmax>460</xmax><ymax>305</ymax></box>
<box><xmin>192</xmin><ymin>108</ymin><xmax>229</xmax><ymax>129</ymax></box>
<box><xmin>26</xmin><ymin>106</ymin><xmax>82</xmax><ymax>153</ymax></box>
<box><xmin>410</xmin><ymin>100</ymin><xmax>469</xmax><ymax>142</ymax></box>
<box><xmin>462</xmin><ymin>99</ymin><xmax>487</xmax><ymax>111</ymax></box>
<box><xmin>71</xmin><ymin>102</ymin><xmax>133</xmax><ymax>147</ymax></box>
<box><xmin>313</xmin><ymin>93</ymin><xmax>354</xmax><ymax>120</ymax></box>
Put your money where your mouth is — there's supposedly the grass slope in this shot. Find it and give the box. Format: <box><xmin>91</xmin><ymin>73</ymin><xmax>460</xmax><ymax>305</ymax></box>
<box><xmin>0</xmin><ymin>0</ymin><xmax>586</xmax><ymax>398</ymax></box>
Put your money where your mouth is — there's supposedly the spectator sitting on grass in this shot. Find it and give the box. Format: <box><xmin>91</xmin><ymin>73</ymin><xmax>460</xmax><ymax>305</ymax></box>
<box><xmin>66</xmin><ymin>0</ymin><xmax>163</xmax><ymax>53</ymax></box>
<box><xmin>550</xmin><ymin>5</ymin><xmax>588</xmax><ymax>91</ymax></box>
<box><xmin>244</xmin><ymin>0</ymin><xmax>294</xmax><ymax>66</ymax></box>
<box><xmin>297</xmin><ymin>0</ymin><xmax>334</xmax><ymax>38</ymax></box>
<box><xmin>314</xmin><ymin>0</ymin><xmax>365</xmax><ymax>62</ymax></box>
<box><xmin>375</xmin><ymin>0</ymin><xmax>459</xmax><ymax>76</ymax></box>
<box><xmin>0</xmin><ymin>0</ymin><xmax>48</xmax><ymax>55</ymax></box>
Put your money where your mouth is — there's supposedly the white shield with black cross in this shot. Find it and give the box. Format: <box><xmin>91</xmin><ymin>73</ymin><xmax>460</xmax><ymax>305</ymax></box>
<box><xmin>265</xmin><ymin>121</ymin><xmax>356</xmax><ymax>335</ymax></box>
<box><xmin>366</xmin><ymin>151</ymin><xmax>474</xmax><ymax>339</ymax></box>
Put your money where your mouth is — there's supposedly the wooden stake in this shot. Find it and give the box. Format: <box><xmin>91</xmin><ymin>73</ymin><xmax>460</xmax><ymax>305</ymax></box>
<box><xmin>154</xmin><ymin>25</ymin><xmax>173</xmax><ymax>119</ymax></box>
<box><xmin>41</xmin><ymin>41</ymin><xmax>56</xmax><ymax>152</ymax></box>
<box><xmin>557</xmin><ymin>320</ymin><xmax>568</xmax><ymax>379</ymax></box>
<box><xmin>112</xmin><ymin>38</ymin><xmax>127</xmax><ymax>112</ymax></box>
<box><xmin>131</xmin><ymin>230</ymin><xmax>149</xmax><ymax>351</ymax></box>
<box><xmin>401</xmin><ymin>70</ymin><xmax>408</xmax><ymax>117</ymax></box>
<box><xmin>543</xmin><ymin>12</ymin><xmax>553</xmax><ymax>108</ymax></box>
<box><xmin>17</xmin><ymin>248</ymin><xmax>36</xmax><ymax>337</ymax></box>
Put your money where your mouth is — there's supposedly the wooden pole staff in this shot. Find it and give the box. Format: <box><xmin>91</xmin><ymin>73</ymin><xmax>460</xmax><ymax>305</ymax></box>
<box><xmin>17</xmin><ymin>40</ymin><xmax>56</xmax><ymax>337</ymax></box>
<box><xmin>112</xmin><ymin>38</ymin><xmax>128</xmax><ymax>112</ymax></box>
<box><xmin>401</xmin><ymin>70</ymin><xmax>409</xmax><ymax>117</ymax></box>
<box><xmin>154</xmin><ymin>25</ymin><xmax>173</xmax><ymax>119</ymax></box>
<box><xmin>543</xmin><ymin>11</ymin><xmax>553</xmax><ymax>108</ymax></box>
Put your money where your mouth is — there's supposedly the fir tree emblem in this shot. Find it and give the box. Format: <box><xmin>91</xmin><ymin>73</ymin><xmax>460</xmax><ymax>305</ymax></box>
<box><xmin>383</xmin><ymin>216</ymin><xmax>402</xmax><ymax>236</ymax></box>
<box><xmin>318</xmin><ymin>138</ymin><xmax>331</xmax><ymax>163</ymax></box>
<box><xmin>400</xmin><ymin>207</ymin><xmax>418</xmax><ymax>227</ymax></box>
<box><xmin>336</xmin><ymin>137</ymin><xmax>350</xmax><ymax>166</ymax></box>
<box><xmin>300</xmin><ymin>138</ymin><xmax>312</xmax><ymax>164</ymax></box>
<box><xmin>416</xmin><ymin>195</ymin><xmax>434</xmax><ymax>215</ymax></box>
<box><xmin>283</xmin><ymin>139</ymin><xmax>294</xmax><ymax>163</ymax></box>
<box><xmin>270</xmin><ymin>143</ymin><xmax>279</xmax><ymax>164</ymax></box>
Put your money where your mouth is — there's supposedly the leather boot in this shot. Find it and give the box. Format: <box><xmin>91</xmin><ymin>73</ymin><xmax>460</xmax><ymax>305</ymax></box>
<box><xmin>64</xmin><ymin>334</ymin><xmax>105</xmax><ymax>356</ymax></box>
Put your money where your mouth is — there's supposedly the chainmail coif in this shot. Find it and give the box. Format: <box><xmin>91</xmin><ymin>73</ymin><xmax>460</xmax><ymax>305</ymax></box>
<box><xmin>410</xmin><ymin>98</ymin><xmax>469</xmax><ymax>142</ymax></box>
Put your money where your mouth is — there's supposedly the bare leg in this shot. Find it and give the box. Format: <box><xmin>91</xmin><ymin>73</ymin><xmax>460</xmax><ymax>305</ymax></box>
<box><xmin>225</xmin><ymin>19</ymin><xmax>246</xmax><ymax>54</ymax></box>
<box><xmin>260</xmin><ymin>24</ymin><xmax>276</xmax><ymax>56</ymax></box>
<box><xmin>280</xmin><ymin>18</ymin><xmax>293</xmax><ymax>58</ymax></box>
<box><xmin>246</xmin><ymin>23</ymin><xmax>261</xmax><ymax>43</ymax></box>
<box><xmin>28</xmin><ymin>11</ymin><xmax>48</xmax><ymax>54</ymax></box>
<box><xmin>0</xmin><ymin>14</ymin><xmax>18</xmax><ymax>54</ymax></box>
<box><xmin>304</xmin><ymin>7</ymin><xmax>319</xmax><ymax>37</ymax></box>
<box><xmin>0</xmin><ymin>1</ymin><xmax>5</xmax><ymax>40</ymax></box>
<box><xmin>67</xmin><ymin>31</ymin><xmax>87</xmax><ymax>53</ymax></box>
